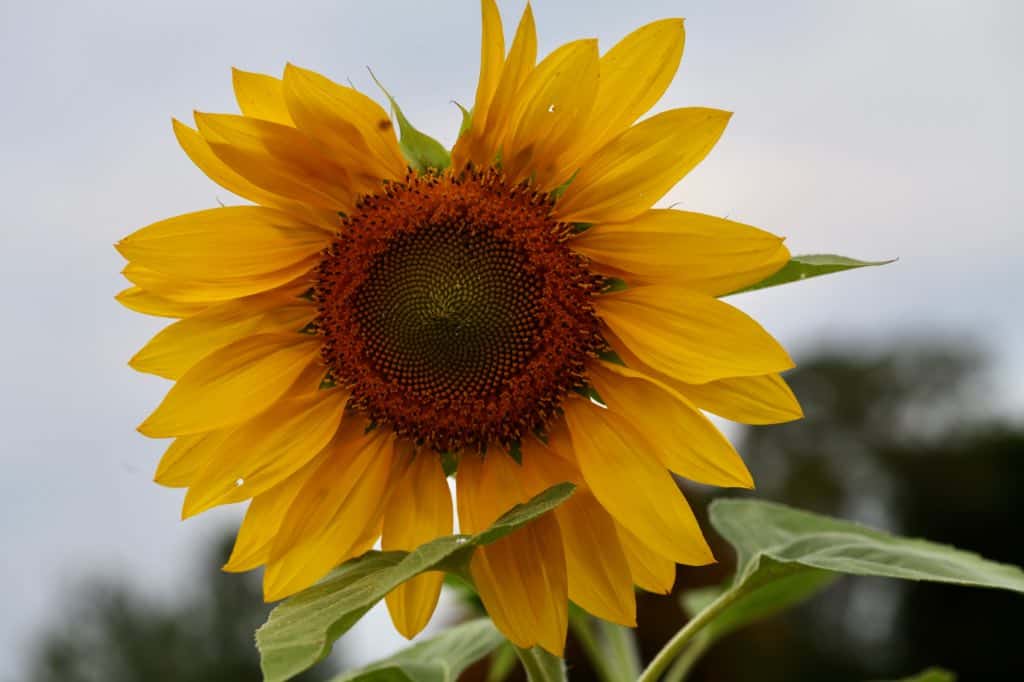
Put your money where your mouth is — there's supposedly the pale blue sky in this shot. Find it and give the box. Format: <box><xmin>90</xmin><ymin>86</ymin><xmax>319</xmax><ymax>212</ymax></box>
<box><xmin>1</xmin><ymin>0</ymin><xmax>1021</xmax><ymax>677</ymax></box>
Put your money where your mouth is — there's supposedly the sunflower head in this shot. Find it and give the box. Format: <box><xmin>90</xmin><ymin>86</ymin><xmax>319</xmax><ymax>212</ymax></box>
<box><xmin>117</xmin><ymin>0</ymin><xmax>801</xmax><ymax>656</ymax></box>
<box><xmin>314</xmin><ymin>168</ymin><xmax>603</xmax><ymax>452</ymax></box>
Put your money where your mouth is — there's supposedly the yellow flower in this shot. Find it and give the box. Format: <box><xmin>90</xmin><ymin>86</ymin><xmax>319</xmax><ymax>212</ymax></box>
<box><xmin>117</xmin><ymin>0</ymin><xmax>802</xmax><ymax>655</ymax></box>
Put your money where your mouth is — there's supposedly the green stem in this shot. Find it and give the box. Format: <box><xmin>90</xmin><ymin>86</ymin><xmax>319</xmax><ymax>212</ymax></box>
<box><xmin>662</xmin><ymin>633</ymin><xmax>713</xmax><ymax>682</ymax></box>
<box><xmin>598</xmin><ymin>619</ymin><xmax>642</xmax><ymax>681</ymax></box>
<box><xmin>515</xmin><ymin>646</ymin><xmax>567</xmax><ymax>682</ymax></box>
<box><xmin>637</xmin><ymin>587</ymin><xmax>740</xmax><ymax>682</ymax></box>
<box><xmin>568</xmin><ymin>614</ymin><xmax>618</xmax><ymax>682</ymax></box>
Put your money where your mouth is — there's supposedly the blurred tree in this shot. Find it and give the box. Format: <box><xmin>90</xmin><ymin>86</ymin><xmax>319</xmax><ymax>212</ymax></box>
<box><xmin>683</xmin><ymin>343</ymin><xmax>1024</xmax><ymax>681</ymax></box>
<box><xmin>26</xmin><ymin>536</ymin><xmax>335</xmax><ymax>682</ymax></box>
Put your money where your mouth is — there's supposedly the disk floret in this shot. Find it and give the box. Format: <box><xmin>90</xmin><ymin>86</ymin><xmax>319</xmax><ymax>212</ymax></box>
<box><xmin>315</xmin><ymin>170</ymin><xmax>603</xmax><ymax>452</ymax></box>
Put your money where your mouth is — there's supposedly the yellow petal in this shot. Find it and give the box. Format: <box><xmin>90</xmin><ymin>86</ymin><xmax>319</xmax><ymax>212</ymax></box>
<box><xmin>153</xmin><ymin>430</ymin><xmax>230</xmax><ymax>488</ymax></box>
<box><xmin>457</xmin><ymin>451</ymin><xmax>569</xmax><ymax>654</ymax></box>
<box><xmin>572</xmin><ymin>209</ymin><xmax>790</xmax><ymax>296</ymax></box>
<box><xmin>562</xmin><ymin>398</ymin><xmax>714</xmax><ymax>565</ymax></box>
<box><xmin>540</xmin><ymin>416</ymin><xmax>578</xmax><ymax>466</ymax></box>
<box><xmin>172</xmin><ymin>119</ymin><xmax>340</xmax><ymax>231</ymax></box>
<box><xmin>681</xmin><ymin>373</ymin><xmax>803</xmax><ymax>425</ymax></box>
<box><xmin>383</xmin><ymin>452</ymin><xmax>453</xmax><ymax>639</ymax></box>
<box><xmin>224</xmin><ymin>451</ymin><xmax>328</xmax><ymax>573</ymax></box>
<box><xmin>554</xmin><ymin>490</ymin><xmax>636</xmax><ymax>626</ymax></box>
<box><xmin>457</xmin><ymin>3</ymin><xmax>537</xmax><ymax>169</ymax></box>
<box><xmin>555</xmin><ymin>107</ymin><xmax>731</xmax><ymax>224</ymax></box>
<box><xmin>282</xmin><ymin>64</ymin><xmax>406</xmax><ymax>183</ymax></box>
<box><xmin>117</xmin><ymin>206</ymin><xmax>331</xmax><ymax>280</ymax></box>
<box><xmin>588</xmin><ymin>361</ymin><xmax>753</xmax><ymax>488</ymax></box>
<box><xmin>173</xmin><ymin>118</ymin><xmax>286</xmax><ymax>207</ymax></box>
<box><xmin>558</xmin><ymin>19</ymin><xmax>685</xmax><ymax>172</ymax></box>
<box><xmin>232</xmin><ymin>68</ymin><xmax>293</xmax><ymax>124</ymax></box>
<box><xmin>597</xmin><ymin>284</ymin><xmax>794</xmax><ymax>384</ymax></box>
<box><xmin>138</xmin><ymin>333</ymin><xmax>319</xmax><ymax>437</ymax></box>
<box><xmin>472</xmin><ymin>0</ymin><xmax>506</xmax><ymax>139</ymax></box>
<box><xmin>196</xmin><ymin>112</ymin><xmax>357</xmax><ymax>212</ymax></box>
<box><xmin>518</xmin><ymin>435</ymin><xmax>583</xmax><ymax>493</ymax></box>
<box><xmin>471</xmin><ymin>515</ymin><xmax>568</xmax><ymax>656</ymax></box>
<box><xmin>122</xmin><ymin>260</ymin><xmax>315</xmax><ymax>304</ymax></box>
<box><xmin>616</xmin><ymin>523</ymin><xmax>676</xmax><ymax>594</ymax></box>
<box><xmin>352</xmin><ymin>515</ymin><xmax>386</xmax><ymax>560</ymax></box>
<box><xmin>605</xmin><ymin>326</ymin><xmax>802</xmax><ymax>425</ymax></box>
<box><xmin>518</xmin><ymin>435</ymin><xmax>634</xmax><ymax>623</ymax></box>
<box><xmin>502</xmin><ymin>39</ymin><xmax>600</xmax><ymax>187</ymax></box>
<box><xmin>263</xmin><ymin>424</ymin><xmax>394</xmax><ymax>600</ymax></box>
<box><xmin>130</xmin><ymin>295</ymin><xmax>315</xmax><ymax>380</ymax></box>
<box><xmin>182</xmin><ymin>386</ymin><xmax>350</xmax><ymax>518</ymax></box>
<box><xmin>287</xmin><ymin>358</ymin><xmax>332</xmax><ymax>397</ymax></box>
<box><xmin>116</xmin><ymin>286</ymin><xmax>207</xmax><ymax>319</ymax></box>
<box><xmin>456</xmin><ymin>449</ymin><xmax>528</xmax><ymax>533</ymax></box>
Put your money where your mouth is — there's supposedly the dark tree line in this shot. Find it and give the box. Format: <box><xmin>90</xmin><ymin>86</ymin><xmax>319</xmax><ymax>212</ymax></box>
<box><xmin>27</xmin><ymin>538</ymin><xmax>335</xmax><ymax>682</ymax></box>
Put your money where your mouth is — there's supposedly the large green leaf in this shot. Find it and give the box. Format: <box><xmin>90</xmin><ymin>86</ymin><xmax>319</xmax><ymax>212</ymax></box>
<box><xmin>256</xmin><ymin>482</ymin><xmax>575</xmax><ymax>682</ymax></box>
<box><xmin>728</xmin><ymin>254</ymin><xmax>894</xmax><ymax>295</ymax></box>
<box><xmin>700</xmin><ymin>498</ymin><xmax>1024</xmax><ymax>640</ymax></box>
<box><xmin>370</xmin><ymin>72</ymin><xmax>451</xmax><ymax>173</ymax></box>
<box><xmin>712</xmin><ymin>499</ymin><xmax>1024</xmax><ymax>590</ymax></box>
<box><xmin>329</xmin><ymin>619</ymin><xmax>505</xmax><ymax>682</ymax></box>
<box><xmin>648</xmin><ymin>500</ymin><xmax>1024</xmax><ymax>681</ymax></box>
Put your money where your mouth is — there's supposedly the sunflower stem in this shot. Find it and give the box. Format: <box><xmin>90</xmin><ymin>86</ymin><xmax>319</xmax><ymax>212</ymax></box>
<box><xmin>598</xmin><ymin>619</ymin><xmax>642</xmax><ymax>681</ymax></box>
<box><xmin>662</xmin><ymin>632</ymin><xmax>713</xmax><ymax>682</ymax></box>
<box><xmin>567</xmin><ymin>611</ymin><xmax>619</xmax><ymax>682</ymax></box>
<box><xmin>637</xmin><ymin>587</ymin><xmax>740</xmax><ymax>682</ymax></box>
<box><xmin>514</xmin><ymin>645</ymin><xmax>567</xmax><ymax>682</ymax></box>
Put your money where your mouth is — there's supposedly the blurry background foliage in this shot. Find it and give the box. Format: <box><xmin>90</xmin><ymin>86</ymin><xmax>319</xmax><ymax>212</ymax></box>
<box><xmin>27</xmin><ymin>538</ymin><xmax>336</xmax><ymax>682</ymax></box>
<box><xmin>26</xmin><ymin>341</ymin><xmax>1022</xmax><ymax>681</ymax></box>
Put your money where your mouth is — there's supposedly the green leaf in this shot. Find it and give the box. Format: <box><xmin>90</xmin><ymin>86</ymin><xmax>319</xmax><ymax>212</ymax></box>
<box><xmin>256</xmin><ymin>482</ymin><xmax>575</xmax><ymax>682</ymax></box>
<box><xmin>728</xmin><ymin>254</ymin><xmax>895</xmax><ymax>295</ymax></box>
<box><xmin>712</xmin><ymin>499</ymin><xmax>1024</xmax><ymax>591</ymax></box>
<box><xmin>869</xmin><ymin>667</ymin><xmax>956</xmax><ymax>682</ymax></box>
<box><xmin>329</xmin><ymin>619</ymin><xmax>505</xmax><ymax>682</ymax></box>
<box><xmin>642</xmin><ymin>500</ymin><xmax>1024</xmax><ymax>681</ymax></box>
<box><xmin>706</xmin><ymin>497</ymin><xmax>1024</xmax><ymax>637</ymax></box>
<box><xmin>369</xmin><ymin>70</ymin><xmax>451</xmax><ymax>173</ymax></box>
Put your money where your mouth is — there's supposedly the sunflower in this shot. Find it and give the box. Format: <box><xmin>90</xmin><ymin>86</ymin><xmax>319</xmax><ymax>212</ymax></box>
<box><xmin>117</xmin><ymin>0</ymin><xmax>802</xmax><ymax>655</ymax></box>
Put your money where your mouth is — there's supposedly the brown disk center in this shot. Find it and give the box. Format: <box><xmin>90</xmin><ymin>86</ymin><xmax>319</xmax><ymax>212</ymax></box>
<box><xmin>315</xmin><ymin>170</ymin><xmax>601</xmax><ymax>452</ymax></box>
<box><xmin>351</xmin><ymin>224</ymin><xmax>540</xmax><ymax>399</ymax></box>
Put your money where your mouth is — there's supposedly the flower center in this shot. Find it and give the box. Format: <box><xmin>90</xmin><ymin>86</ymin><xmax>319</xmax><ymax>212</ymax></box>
<box><xmin>315</xmin><ymin>170</ymin><xmax>602</xmax><ymax>452</ymax></box>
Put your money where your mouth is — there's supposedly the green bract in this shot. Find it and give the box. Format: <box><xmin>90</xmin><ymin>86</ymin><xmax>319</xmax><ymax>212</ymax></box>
<box><xmin>371</xmin><ymin>72</ymin><xmax>451</xmax><ymax>173</ymax></box>
<box><xmin>730</xmin><ymin>254</ymin><xmax>896</xmax><ymax>295</ymax></box>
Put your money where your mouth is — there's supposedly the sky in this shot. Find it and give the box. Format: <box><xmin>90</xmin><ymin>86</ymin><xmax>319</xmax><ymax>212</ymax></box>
<box><xmin>1</xmin><ymin>0</ymin><xmax>1021</xmax><ymax>678</ymax></box>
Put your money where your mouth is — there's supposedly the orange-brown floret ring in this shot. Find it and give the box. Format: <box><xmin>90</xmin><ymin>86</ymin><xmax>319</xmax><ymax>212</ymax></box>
<box><xmin>315</xmin><ymin>169</ymin><xmax>604</xmax><ymax>452</ymax></box>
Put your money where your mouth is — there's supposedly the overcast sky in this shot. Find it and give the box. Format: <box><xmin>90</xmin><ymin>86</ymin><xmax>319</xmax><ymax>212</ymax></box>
<box><xmin>1</xmin><ymin>0</ymin><xmax>1021</xmax><ymax>677</ymax></box>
